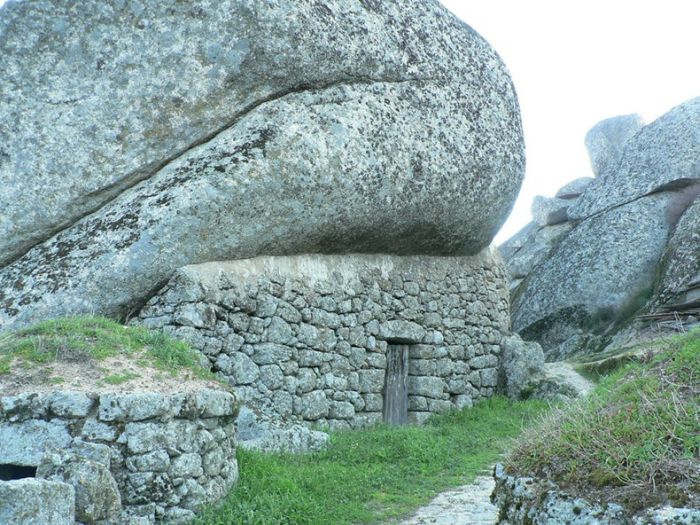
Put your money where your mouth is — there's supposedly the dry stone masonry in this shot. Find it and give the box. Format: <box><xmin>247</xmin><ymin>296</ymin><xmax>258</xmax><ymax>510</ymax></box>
<box><xmin>135</xmin><ymin>252</ymin><xmax>510</xmax><ymax>429</ymax></box>
<box><xmin>0</xmin><ymin>389</ymin><xmax>238</xmax><ymax>524</ymax></box>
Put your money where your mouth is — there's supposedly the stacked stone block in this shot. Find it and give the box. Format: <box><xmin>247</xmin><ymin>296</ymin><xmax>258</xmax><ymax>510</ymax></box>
<box><xmin>136</xmin><ymin>252</ymin><xmax>510</xmax><ymax>428</ymax></box>
<box><xmin>0</xmin><ymin>390</ymin><xmax>238</xmax><ymax>524</ymax></box>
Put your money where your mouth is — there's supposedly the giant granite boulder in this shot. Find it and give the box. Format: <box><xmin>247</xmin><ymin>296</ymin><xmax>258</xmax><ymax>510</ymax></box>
<box><xmin>0</xmin><ymin>0</ymin><xmax>524</xmax><ymax>330</ymax></box>
<box><xmin>505</xmin><ymin>98</ymin><xmax>700</xmax><ymax>358</ymax></box>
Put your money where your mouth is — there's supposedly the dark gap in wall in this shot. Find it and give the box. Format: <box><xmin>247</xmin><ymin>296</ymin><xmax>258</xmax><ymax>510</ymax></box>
<box><xmin>0</xmin><ymin>464</ymin><xmax>37</xmax><ymax>481</ymax></box>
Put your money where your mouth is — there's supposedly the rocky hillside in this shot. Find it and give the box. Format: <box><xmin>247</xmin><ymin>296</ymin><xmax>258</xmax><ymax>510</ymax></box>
<box><xmin>501</xmin><ymin>98</ymin><xmax>700</xmax><ymax>360</ymax></box>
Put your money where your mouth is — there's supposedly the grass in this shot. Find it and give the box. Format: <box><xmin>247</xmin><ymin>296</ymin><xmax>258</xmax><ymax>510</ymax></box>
<box><xmin>506</xmin><ymin>329</ymin><xmax>700</xmax><ymax>511</ymax></box>
<box><xmin>194</xmin><ymin>397</ymin><xmax>550</xmax><ymax>525</ymax></box>
<box><xmin>0</xmin><ymin>315</ymin><xmax>214</xmax><ymax>380</ymax></box>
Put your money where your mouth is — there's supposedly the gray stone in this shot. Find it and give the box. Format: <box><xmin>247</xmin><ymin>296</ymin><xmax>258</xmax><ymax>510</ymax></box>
<box><xmin>46</xmin><ymin>391</ymin><xmax>95</xmax><ymax>417</ymax></box>
<box><xmin>296</xmin><ymin>391</ymin><xmax>329</xmax><ymax>420</ymax></box>
<box><xmin>70</xmin><ymin>439</ymin><xmax>112</xmax><ymax>468</ymax></box>
<box><xmin>252</xmin><ymin>343</ymin><xmax>292</xmax><ymax>365</ymax></box>
<box><xmin>0</xmin><ymin>0</ymin><xmax>524</xmax><ymax>330</ymax></box>
<box><xmin>378</xmin><ymin>320</ymin><xmax>426</xmax><ymax>343</ymax></box>
<box><xmin>555</xmin><ymin>177</ymin><xmax>594</xmax><ymax>199</ymax></box>
<box><xmin>513</xmin><ymin>192</ymin><xmax>677</xmax><ymax>356</ymax></box>
<box><xmin>408</xmin><ymin>376</ymin><xmax>445</xmax><ymax>398</ymax></box>
<box><xmin>266</xmin><ymin>317</ymin><xmax>294</xmax><ymax>345</ymax></box>
<box><xmin>530</xmin><ymin>196</ymin><xmax>570</xmax><ymax>227</ymax></box>
<box><xmin>98</xmin><ymin>393</ymin><xmax>175</xmax><ymax>422</ymax></box>
<box><xmin>358</xmin><ymin>369</ymin><xmax>385</xmax><ymax>393</ymax></box>
<box><xmin>655</xmin><ymin>194</ymin><xmax>700</xmax><ymax>307</ymax></box>
<box><xmin>123</xmin><ymin>421</ymin><xmax>197</xmax><ymax>454</ymax></box>
<box><xmin>294</xmin><ymin>367</ymin><xmax>317</xmax><ymax>394</ymax></box>
<box><xmin>498</xmin><ymin>222</ymin><xmax>539</xmax><ymax>262</ymax></box>
<box><xmin>572</xmin><ymin>100</ymin><xmax>699</xmax><ymax>220</ymax></box>
<box><xmin>170</xmin><ymin>453</ymin><xmax>203</xmax><ymax>478</ymax></box>
<box><xmin>0</xmin><ymin>420</ymin><xmax>72</xmax><ymax>465</ymax></box>
<box><xmin>192</xmin><ymin>389</ymin><xmax>238</xmax><ymax>417</ymax></box>
<box><xmin>126</xmin><ymin>450</ymin><xmax>171</xmax><ymax>473</ymax></box>
<box><xmin>0</xmin><ymin>479</ymin><xmax>75</xmax><ymax>525</ymax></box>
<box><xmin>81</xmin><ymin>419</ymin><xmax>118</xmax><ymax>442</ymax></box>
<box><xmin>506</xmin><ymin>223</ymin><xmax>572</xmax><ymax>279</ymax></box>
<box><xmin>260</xmin><ymin>364</ymin><xmax>285</xmax><ymax>390</ymax></box>
<box><xmin>37</xmin><ymin>450</ymin><xmax>122</xmax><ymax>524</ymax></box>
<box><xmin>499</xmin><ymin>335</ymin><xmax>544</xmax><ymax>399</ymax></box>
<box><xmin>236</xmin><ymin>406</ymin><xmax>329</xmax><ymax>453</ymax></box>
<box><xmin>215</xmin><ymin>352</ymin><xmax>260</xmax><ymax>384</ymax></box>
<box><xmin>583</xmin><ymin>113</ymin><xmax>645</xmax><ymax>178</ymax></box>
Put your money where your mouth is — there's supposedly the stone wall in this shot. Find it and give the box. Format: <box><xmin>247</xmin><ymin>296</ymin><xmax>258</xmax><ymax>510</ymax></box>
<box><xmin>0</xmin><ymin>389</ymin><xmax>238</xmax><ymax>524</ymax></box>
<box><xmin>135</xmin><ymin>251</ymin><xmax>510</xmax><ymax>429</ymax></box>
<box><xmin>492</xmin><ymin>464</ymin><xmax>700</xmax><ymax>525</ymax></box>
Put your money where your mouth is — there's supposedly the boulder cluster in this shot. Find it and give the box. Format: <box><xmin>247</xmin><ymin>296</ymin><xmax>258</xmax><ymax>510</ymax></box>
<box><xmin>501</xmin><ymin>98</ymin><xmax>700</xmax><ymax>359</ymax></box>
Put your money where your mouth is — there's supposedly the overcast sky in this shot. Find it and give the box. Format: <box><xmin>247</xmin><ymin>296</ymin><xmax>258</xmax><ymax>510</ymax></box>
<box><xmin>439</xmin><ymin>0</ymin><xmax>700</xmax><ymax>242</ymax></box>
<box><xmin>2</xmin><ymin>0</ymin><xmax>698</xmax><ymax>244</ymax></box>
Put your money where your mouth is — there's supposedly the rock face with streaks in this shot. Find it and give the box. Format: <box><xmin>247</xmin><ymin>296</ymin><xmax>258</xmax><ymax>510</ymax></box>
<box><xmin>0</xmin><ymin>0</ymin><xmax>524</xmax><ymax>330</ymax></box>
<box><xmin>501</xmin><ymin>98</ymin><xmax>700</xmax><ymax>359</ymax></box>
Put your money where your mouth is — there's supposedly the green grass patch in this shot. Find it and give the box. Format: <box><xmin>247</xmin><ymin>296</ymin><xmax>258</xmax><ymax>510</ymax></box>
<box><xmin>195</xmin><ymin>397</ymin><xmax>550</xmax><ymax>525</ymax></box>
<box><xmin>506</xmin><ymin>330</ymin><xmax>700</xmax><ymax>510</ymax></box>
<box><xmin>0</xmin><ymin>316</ymin><xmax>214</xmax><ymax>381</ymax></box>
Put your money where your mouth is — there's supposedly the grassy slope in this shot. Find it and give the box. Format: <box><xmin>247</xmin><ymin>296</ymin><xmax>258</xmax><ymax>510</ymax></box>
<box><xmin>0</xmin><ymin>316</ymin><xmax>213</xmax><ymax>380</ymax></box>
<box><xmin>506</xmin><ymin>330</ymin><xmax>700</xmax><ymax>511</ymax></box>
<box><xmin>195</xmin><ymin>397</ymin><xmax>549</xmax><ymax>525</ymax></box>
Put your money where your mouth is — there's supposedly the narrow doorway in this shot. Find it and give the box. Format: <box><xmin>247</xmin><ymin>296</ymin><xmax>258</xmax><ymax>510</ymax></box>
<box><xmin>383</xmin><ymin>344</ymin><xmax>409</xmax><ymax>425</ymax></box>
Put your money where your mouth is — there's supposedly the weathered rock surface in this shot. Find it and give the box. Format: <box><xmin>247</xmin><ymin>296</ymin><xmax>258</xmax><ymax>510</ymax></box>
<box><xmin>38</xmin><ymin>449</ymin><xmax>122</xmax><ymax>524</ymax></box>
<box><xmin>572</xmin><ymin>100</ymin><xmax>700</xmax><ymax>220</ymax></box>
<box><xmin>583</xmin><ymin>113</ymin><xmax>644</xmax><ymax>178</ymax></box>
<box><xmin>492</xmin><ymin>464</ymin><xmax>700</xmax><ymax>525</ymax></box>
<box><xmin>0</xmin><ymin>0</ymin><xmax>524</xmax><ymax>331</ymax></box>
<box><xmin>236</xmin><ymin>406</ymin><xmax>330</xmax><ymax>454</ymax></box>
<box><xmin>555</xmin><ymin>177</ymin><xmax>593</xmax><ymax>199</ymax></box>
<box><xmin>0</xmin><ymin>478</ymin><xmax>75</xmax><ymax>525</ymax></box>
<box><xmin>504</xmin><ymin>99</ymin><xmax>700</xmax><ymax>358</ymax></box>
<box><xmin>513</xmin><ymin>192</ymin><xmax>676</xmax><ymax>356</ymax></box>
<box><xmin>506</xmin><ymin>223</ymin><xmax>572</xmax><ymax>280</ymax></box>
<box><xmin>655</xmin><ymin>195</ymin><xmax>700</xmax><ymax>308</ymax></box>
<box><xmin>499</xmin><ymin>335</ymin><xmax>544</xmax><ymax>399</ymax></box>
<box><xmin>530</xmin><ymin>196</ymin><xmax>570</xmax><ymax>227</ymax></box>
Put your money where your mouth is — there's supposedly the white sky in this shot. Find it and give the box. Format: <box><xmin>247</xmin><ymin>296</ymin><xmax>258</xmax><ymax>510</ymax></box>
<box><xmin>2</xmin><ymin>0</ymin><xmax>698</xmax><ymax>244</ymax></box>
<box><xmin>439</xmin><ymin>0</ymin><xmax>700</xmax><ymax>243</ymax></box>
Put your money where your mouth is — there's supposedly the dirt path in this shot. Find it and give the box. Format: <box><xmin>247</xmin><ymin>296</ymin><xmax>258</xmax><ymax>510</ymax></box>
<box><xmin>395</xmin><ymin>471</ymin><xmax>497</xmax><ymax>525</ymax></box>
<box><xmin>392</xmin><ymin>361</ymin><xmax>594</xmax><ymax>525</ymax></box>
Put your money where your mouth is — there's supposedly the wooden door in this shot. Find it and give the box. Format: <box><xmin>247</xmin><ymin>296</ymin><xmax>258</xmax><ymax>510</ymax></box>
<box><xmin>383</xmin><ymin>344</ymin><xmax>409</xmax><ymax>425</ymax></box>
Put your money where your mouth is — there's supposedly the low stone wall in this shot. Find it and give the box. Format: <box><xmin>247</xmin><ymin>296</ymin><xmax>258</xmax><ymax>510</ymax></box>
<box><xmin>0</xmin><ymin>389</ymin><xmax>238</xmax><ymax>524</ymax></box>
<box><xmin>135</xmin><ymin>251</ymin><xmax>510</xmax><ymax>428</ymax></box>
<box><xmin>492</xmin><ymin>464</ymin><xmax>700</xmax><ymax>525</ymax></box>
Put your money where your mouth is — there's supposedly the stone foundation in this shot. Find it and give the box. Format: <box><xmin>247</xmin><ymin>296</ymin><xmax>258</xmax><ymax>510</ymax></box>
<box><xmin>0</xmin><ymin>390</ymin><xmax>238</xmax><ymax>524</ymax></box>
<box><xmin>492</xmin><ymin>464</ymin><xmax>700</xmax><ymax>525</ymax></box>
<box><xmin>135</xmin><ymin>251</ymin><xmax>510</xmax><ymax>429</ymax></box>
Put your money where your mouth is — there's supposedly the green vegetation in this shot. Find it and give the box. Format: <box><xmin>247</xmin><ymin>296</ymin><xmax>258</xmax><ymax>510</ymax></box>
<box><xmin>506</xmin><ymin>330</ymin><xmax>700</xmax><ymax>510</ymax></box>
<box><xmin>0</xmin><ymin>316</ymin><xmax>214</xmax><ymax>380</ymax></box>
<box><xmin>195</xmin><ymin>397</ymin><xmax>549</xmax><ymax>525</ymax></box>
